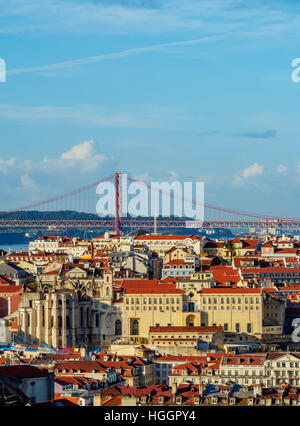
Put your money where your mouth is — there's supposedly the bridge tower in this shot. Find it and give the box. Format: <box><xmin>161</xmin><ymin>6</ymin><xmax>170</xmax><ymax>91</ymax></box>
<box><xmin>114</xmin><ymin>172</ymin><xmax>122</xmax><ymax>235</ymax></box>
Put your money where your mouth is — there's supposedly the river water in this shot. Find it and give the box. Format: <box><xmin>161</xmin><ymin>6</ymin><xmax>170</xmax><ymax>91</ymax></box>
<box><xmin>0</xmin><ymin>243</ymin><xmax>29</xmax><ymax>253</ymax></box>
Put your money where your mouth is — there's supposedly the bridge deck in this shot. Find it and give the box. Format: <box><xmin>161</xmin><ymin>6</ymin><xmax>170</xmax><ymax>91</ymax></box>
<box><xmin>0</xmin><ymin>219</ymin><xmax>299</xmax><ymax>229</ymax></box>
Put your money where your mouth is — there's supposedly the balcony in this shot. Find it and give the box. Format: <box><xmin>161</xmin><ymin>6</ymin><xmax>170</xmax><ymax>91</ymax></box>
<box><xmin>183</xmin><ymin>304</ymin><xmax>200</xmax><ymax>313</ymax></box>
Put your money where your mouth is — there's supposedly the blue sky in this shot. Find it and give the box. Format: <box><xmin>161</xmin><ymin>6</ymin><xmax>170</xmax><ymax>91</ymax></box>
<box><xmin>1</xmin><ymin>0</ymin><xmax>300</xmax><ymax>217</ymax></box>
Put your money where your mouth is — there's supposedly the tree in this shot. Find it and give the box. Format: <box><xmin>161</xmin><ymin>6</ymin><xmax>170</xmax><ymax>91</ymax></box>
<box><xmin>225</xmin><ymin>241</ymin><xmax>236</xmax><ymax>260</ymax></box>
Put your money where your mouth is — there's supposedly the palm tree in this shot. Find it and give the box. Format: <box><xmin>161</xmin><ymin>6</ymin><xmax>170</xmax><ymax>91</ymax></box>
<box><xmin>225</xmin><ymin>241</ymin><xmax>236</xmax><ymax>260</ymax></box>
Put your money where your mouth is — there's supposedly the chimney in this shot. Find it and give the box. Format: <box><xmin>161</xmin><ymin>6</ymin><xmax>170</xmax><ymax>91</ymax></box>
<box><xmin>172</xmin><ymin>382</ymin><xmax>178</xmax><ymax>395</ymax></box>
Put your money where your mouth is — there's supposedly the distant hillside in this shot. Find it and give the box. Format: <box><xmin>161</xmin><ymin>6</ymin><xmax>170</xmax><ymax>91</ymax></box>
<box><xmin>0</xmin><ymin>211</ymin><xmax>194</xmax><ymax>221</ymax></box>
<box><xmin>0</xmin><ymin>211</ymin><xmax>100</xmax><ymax>220</ymax></box>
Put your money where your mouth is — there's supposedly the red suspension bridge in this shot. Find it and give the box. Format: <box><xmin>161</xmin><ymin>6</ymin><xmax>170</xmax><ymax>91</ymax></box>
<box><xmin>0</xmin><ymin>172</ymin><xmax>300</xmax><ymax>233</ymax></box>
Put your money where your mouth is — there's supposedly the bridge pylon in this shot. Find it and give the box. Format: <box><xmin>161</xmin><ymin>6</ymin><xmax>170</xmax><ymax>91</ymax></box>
<box><xmin>114</xmin><ymin>172</ymin><xmax>122</xmax><ymax>235</ymax></box>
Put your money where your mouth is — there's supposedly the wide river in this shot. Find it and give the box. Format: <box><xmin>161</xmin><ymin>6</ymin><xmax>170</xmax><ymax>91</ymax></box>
<box><xmin>0</xmin><ymin>243</ymin><xmax>29</xmax><ymax>252</ymax></box>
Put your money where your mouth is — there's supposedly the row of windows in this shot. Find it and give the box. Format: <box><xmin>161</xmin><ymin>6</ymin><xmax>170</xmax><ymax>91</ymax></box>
<box><xmin>164</xmin><ymin>265</ymin><xmax>193</xmax><ymax>269</ymax></box>
<box><xmin>202</xmin><ymin>305</ymin><xmax>260</xmax><ymax>311</ymax></box>
<box><xmin>158</xmin><ymin>341</ymin><xmax>194</xmax><ymax>345</ymax></box>
<box><xmin>276</xmin><ymin>362</ymin><xmax>300</xmax><ymax>368</ymax></box>
<box><xmin>221</xmin><ymin>370</ymin><xmax>263</xmax><ymax>376</ymax></box>
<box><xmin>273</xmin><ymin>370</ymin><xmax>300</xmax><ymax>377</ymax></box>
<box><xmin>261</xmin><ymin>273</ymin><xmax>300</xmax><ymax>277</ymax></box>
<box><xmin>125</xmin><ymin>298</ymin><xmax>181</xmax><ymax>304</ymax></box>
<box><xmin>223</xmin><ymin>323</ymin><xmax>252</xmax><ymax>332</ymax></box>
<box><xmin>155</xmin><ymin>364</ymin><xmax>170</xmax><ymax>369</ymax></box>
<box><xmin>202</xmin><ymin>297</ymin><xmax>260</xmax><ymax>304</ymax></box>
<box><xmin>126</xmin><ymin>306</ymin><xmax>179</xmax><ymax>311</ymax></box>
<box><xmin>152</xmin><ymin>335</ymin><xmax>206</xmax><ymax>339</ymax></box>
<box><xmin>148</xmin><ymin>241</ymin><xmax>182</xmax><ymax>245</ymax></box>
<box><xmin>156</xmin><ymin>371</ymin><xmax>168</xmax><ymax>377</ymax></box>
<box><xmin>181</xmin><ymin>285</ymin><xmax>198</xmax><ymax>290</ymax></box>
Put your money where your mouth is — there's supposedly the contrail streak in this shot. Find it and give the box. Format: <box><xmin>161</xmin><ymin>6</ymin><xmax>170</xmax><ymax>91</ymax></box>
<box><xmin>7</xmin><ymin>34</ymin><xmax>223</xmax><ymax>76</ymax></box>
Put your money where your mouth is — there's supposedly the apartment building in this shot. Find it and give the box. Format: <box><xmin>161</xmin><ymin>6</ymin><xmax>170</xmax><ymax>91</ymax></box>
<box><xmin>121</xmin><ymin>280</ymin><xmax>190</xmax><ymax>339</ymax></box>
<box><xmin>149</xmin><ymin>325</ymin><xmax>224</xmax><ymax>353</ymax></box>
<box><xmin>198</xmin><ymin>288</ymin><xmax>285</xmax><ymax>339</ymax></box>
<box><xmin>134</xmin><ymin>235</ymin><xmax>203</xmax><ymax>256</ymax></box>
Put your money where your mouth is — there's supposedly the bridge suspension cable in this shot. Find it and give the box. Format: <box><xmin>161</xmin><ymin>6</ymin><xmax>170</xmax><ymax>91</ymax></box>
<box><xmin>1</xmin><ymin>172</ymin><xmax>299</xmax><ymax>223</ymax></box>
<box><xmin>0</xmin><ymin>175</ymin><xmax>114</xmax><ymax>215</ymax></box>
<box><xmin>127</xmin><ymin>176</ymin><xmax>300</xmax><ymax>222</ymax></box>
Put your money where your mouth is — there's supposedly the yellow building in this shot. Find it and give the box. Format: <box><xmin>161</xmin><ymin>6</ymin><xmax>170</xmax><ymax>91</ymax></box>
<box><xmin>13</xmin><ymin>260</ymin><xmax>36</xmax><ymax>274</ymax></box>
<box><xmin>203</xmin><ymin>240</ymin><xmax>226</xmax><ymax>258</ymax></box>
<box><xmin>176</xmin><ymin>271</ymin><xmax>214</xmax><ymax>292</ymax></box>
<box><xmin>163</xmin><ymin>247</ymin><xmax>189</xmax><ymax>264</ymax></box>
<box><xmin>92</xmin><ymin>233</ymin><xmax>134</xmax><ymax>252</ymax></box>
<box><xmin>197</xmin><ymin>288</ymin><xmax>285</xmax><ymax>339</ymax></box>
<box><xmin>149</xmin><ymin>325</ymin><xmax>224</xmax><ymax>352</ymax></box>
<box><xmin>262</xmin><ymin>291</ymin><xmax>286</xmax><ymax>335</ymax></box>
<box><xmin>225</xmin><ymin>238</ymin><xmax>259</xmax><ymax>257</ymax></box>
<box><xmin>134</xmin><ymin>235</ymin><xmax>203</xmax><ymax>257</ymax></box>
<box><xmin>122</xmin><ymin>280</ymin><xmax>200</xmax><ymax>339</ymax></box>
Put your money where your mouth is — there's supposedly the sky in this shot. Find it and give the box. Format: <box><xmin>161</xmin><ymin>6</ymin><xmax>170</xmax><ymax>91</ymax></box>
<box><xmin>1</xmin><ymin>0</ymin><xmax>300</xmax><ymax>218</ymax></box>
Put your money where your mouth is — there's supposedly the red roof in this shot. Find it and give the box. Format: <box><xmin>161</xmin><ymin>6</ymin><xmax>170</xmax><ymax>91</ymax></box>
<box><xmin>135</xmin><ymin>235</ymin><xmax>200</xmax><ymax>241</ymax></box>
<box><xmin>155</xmin><ymin>353</ymin><xmax>223</xmax><ymax>361</ymax></box>
<box><xmin>54</xmin><ymin>361</ymin><xmax>106</xmax><ymax>373</ymax></box>
<box><xmin>102</xmin><ymin>396</ymin><xmax>122</xmax><ymax>406</ymax></box>
<box><xmin>0</xmin><ymin>365</ymin><xmax>49</xmax><ymax>380</ymax></box>
<box><xmin>241</xmin><ymin>267</ymin><xmax>300</xmax><ymax>274</ymax></box>
<box><xmin>0</xmin><ymin>285</ymin><xmax>23</xmax><ymax>294</ymax></box>
<box><xmin>122</xmin><ymin>279</ymin><xmax>184</xmax><ymax>295</ymax></box>
<box><xmin>221</xmin><ymin>354</ymin><xmax>266</xmax><ymax>366</ymax></box>
<box><xmin>210</xmin><ymin>265</ymin><xmax>241</xmax><ymax>284</ymax></box>
<box><xmin>42</xmin><ymin>269</ymin><xmax>61</xmax><ymax>276</ymax></box>
<box><xmin>262</xmin><ymin>242</ymin><xmax>274</xmax><ymax>248</ymax></box>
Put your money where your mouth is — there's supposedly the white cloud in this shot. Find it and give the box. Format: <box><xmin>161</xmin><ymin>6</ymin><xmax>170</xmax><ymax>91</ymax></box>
<box><xmin>61</xmin><ymin>140</ymin><xmax>96</xmax><ymax>160</ymax></box>
<box><xmin>0</xmin><ymin>141</ymin><xmax>117</xmax><ymax>209</ymax></box>
<box><xmin>132</xmin><ymin>172</ymin><xmax>153</xmax><ymax>182</ymax></box>
<box><xmin>233</xmin><ymin>162</ymin><xmax>264</xmax><ymax>186</ymax></box>
<box><xmin>1</xmin><ymin>139</ymin><xmax>113</xmax><ymax>184</ymax></box>
<box><xmin>241</xmin><ymin>163</ymin><xmax>264</xmax><ymax>178</ymax></box>
<box><xmin>42</xmin><ymin>140</ymin><xmax>109</xmax><ymax>173</ymax></box>
<box><xmin>20</xmin><ymin>174</ymin><xmax>37</xmax><ymax>190</ymax></box>
<box><xmin>0</xmin><ymin>157</ymin><xmax>16</xmax><ymax>174</ymax></box>
<box><xmin>276</xmin><ymin>164</ymin><xmax>287</xmax><ymax>173</ymax></box>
